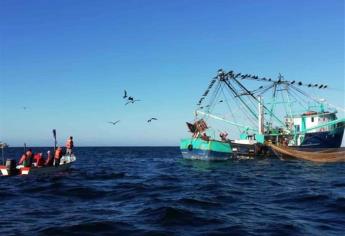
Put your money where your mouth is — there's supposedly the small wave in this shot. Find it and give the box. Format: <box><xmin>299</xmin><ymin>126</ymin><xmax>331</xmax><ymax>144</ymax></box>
<box><xmin>40</xmin><ymin>186</ymin><xmax>109</xmax><ymax>200</ymax></box>
<box><xmin>255</xmin><ymin>222</ymin><xmax>305</xmax><ymax>235</ymax></box>
<box><xmin>0</xmin><ymin>186</ymin><xmax>17</xmax><ymax>198</ymax></box>
<box><xmin>109</xmin><ymin>182</ymin><xmax>151</xmax><ymax>200</ymax></box>
<box><xmin>294</xmin><ymin>193</ymin><xmax>330</xmax><ymax>203</ymax></box>
<box><xmin>271</xmin><ymin>192</ymin><xmax>329</xmax><ymax>205</ymax></box>
<box><xmin>201</xmin><ymin>225</ymin><xmax>249</xmax><ymax>235</ymax></box>
<box><xmin>325</xmin><ymin>197</ymin><xmax>345</xmax><ymax>213</ymax></box>
<box><xmin>332</xmin><ymin>182</ymin><xmax>345</xmax><ymax>188</ymax></box>
<box><xmin>178</xmin><ymin>197</ymin><xmax>221</xmax><ymax>207</ymax></box>
<box><xmin>82</xmin><ymin>171</ymin><xmax>126</xmax><ymax>181</ymax></box>
<box><xmin>139</xmin><ymin>206</ymin><xmax>223</xmax><ymax>226</ymax></box>
<box><xmin>38</xmin><ymin>221</ymin><xmax>137</xmax><ymax>236</ymax></box>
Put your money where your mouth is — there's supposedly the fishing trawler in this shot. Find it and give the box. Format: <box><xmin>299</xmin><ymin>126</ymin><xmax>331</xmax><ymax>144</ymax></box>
<box><xmin>180</xmin><ymin>69</ymin><xmax>344</xmax><ymax>160</ymax></box>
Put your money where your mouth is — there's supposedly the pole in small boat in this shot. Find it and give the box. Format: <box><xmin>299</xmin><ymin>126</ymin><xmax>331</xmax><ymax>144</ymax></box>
<box><xmin>53</xmin><ymin>129</ymin><xmax>57</xmax><ymax>152</ymax></box>
<box><xmin>1</xmin><ymin>142</ymin><xmax>8</xmax><ymax>165</ymax></box>
<box><xmin>1</xmin><ymin>147</ymin><xmax>3</xmax><ymax>165</ymax></box>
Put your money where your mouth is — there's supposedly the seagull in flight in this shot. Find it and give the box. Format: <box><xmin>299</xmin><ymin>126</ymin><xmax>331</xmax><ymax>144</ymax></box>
<box><xmin>108</xmin><ymin>120</ymin><xmax>120</xmax><ymax>125</ymax></box>
<box><xmin>125</xmin><ymin>96</ymin><xmax>141</xmax><ymax>105</ymax></box>
<box><xmin>123</xmin><ymin>90</ymin><xmax>128</xmax><ymax>99</ymax></box>
<box><xmin>147</xmin><ymin>118</ymin><xmax>158</xmax><ymax>123</ymax></box>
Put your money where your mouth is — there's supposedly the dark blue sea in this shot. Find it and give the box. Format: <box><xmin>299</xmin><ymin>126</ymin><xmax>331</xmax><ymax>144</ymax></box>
<box><xmin>0</xmin><ymin>147</ymin><xmax>344</xmax><ymax>235</ymax></box>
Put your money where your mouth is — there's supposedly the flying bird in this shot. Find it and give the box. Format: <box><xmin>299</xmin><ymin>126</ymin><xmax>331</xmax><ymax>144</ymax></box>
<box><xmin>125</xmin><ymin>99</ymin><xmax>141</xmax><ymax>105</ymax></box>
<box><xmin>108</xmin><ymin>120</ymin><xmax>120</xmax><ymax>125</ymax></box>
<box><xmin>123</xmin><ymin>90</ymin><xmax>128</xmax><ymax>99</ymax></box>
<box><xmin>147</xmin><ymin>118</ymin><xmax>158</xmax><ymax>123</ymax></box>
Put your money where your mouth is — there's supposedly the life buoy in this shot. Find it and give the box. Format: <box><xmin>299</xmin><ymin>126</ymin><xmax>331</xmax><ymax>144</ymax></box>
<box><xmin>188</xmin><ymin>144</ymin><xmax>193</xmax><ymax>151</ymax></box>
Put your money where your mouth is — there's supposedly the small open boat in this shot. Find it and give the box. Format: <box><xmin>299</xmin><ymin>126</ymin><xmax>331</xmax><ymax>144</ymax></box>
<box><xmin>0</xmin><ymin>155</ymin><xmax>76</xmax><ymax>176</ymax></box>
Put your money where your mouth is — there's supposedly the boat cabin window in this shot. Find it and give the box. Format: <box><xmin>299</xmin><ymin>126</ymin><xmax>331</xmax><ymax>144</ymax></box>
<box><xmin>311</xmin><ymin>117</ymin><xmax>314</xmax><ymax>122</ymax></box>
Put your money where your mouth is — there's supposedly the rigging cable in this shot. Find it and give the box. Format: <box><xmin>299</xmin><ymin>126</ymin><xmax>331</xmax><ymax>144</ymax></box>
<box><xmin>220</xmin><ymin>85</ymin><xmax>242</xmax><ymax>133</ymax></box>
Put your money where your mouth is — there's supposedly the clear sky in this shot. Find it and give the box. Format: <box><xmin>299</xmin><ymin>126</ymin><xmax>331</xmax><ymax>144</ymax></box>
<box><xmin>0</xmin><ymin>0</ymin><xmax>344</xmax><ymax>147</ymax></box>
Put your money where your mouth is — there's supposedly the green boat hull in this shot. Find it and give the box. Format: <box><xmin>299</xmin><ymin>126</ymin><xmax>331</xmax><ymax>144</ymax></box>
<box><xmin>180</xmin><ymin>138</ymin><xmax>233</xmax><ymax>161</ymax></box>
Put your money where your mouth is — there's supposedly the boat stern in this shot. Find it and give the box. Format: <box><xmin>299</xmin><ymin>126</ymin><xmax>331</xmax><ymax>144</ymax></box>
<box><xmin>0</xmin><ymin>165</ymin><xmax>9</xmax><ymax>176</ymax></box>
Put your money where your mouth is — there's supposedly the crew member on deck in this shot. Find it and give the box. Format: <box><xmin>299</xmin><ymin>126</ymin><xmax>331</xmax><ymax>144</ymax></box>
<box><xmin>66</xmin><ymin>136</ymin><xmax>74</xmax><ymax>155</ymax></box>
<box><xmin>54</xmin><ymin>147</ymin><xmax>63</xmax><ymax>166</ymax></box>
<box><xmin>201</xmin><ymin>133</ymin><xmax>210</xmax><ymax>141</ymax></box>
<box><xmin>25</xmin><ymin>149</ymin><xmax>33</xmax><ymax>166</ymax></box>
<box><xmin>219</xmin><ymin>132</ymin><xmax>228</xmax><ymax>142</ymax></box>
<box><xmin>34</xmin><ymin>153</ymin><xmax>45</xmax><ymax>167</ymax></box>
<box><xmin>45</xmin><ymin>150</ymin><xmax>53</xmax><ymax>166</ymax></box>
<box><xmin>18</xmin><ymin>154</ymin><xmax>27</xmax><ymax>166</ymax></box>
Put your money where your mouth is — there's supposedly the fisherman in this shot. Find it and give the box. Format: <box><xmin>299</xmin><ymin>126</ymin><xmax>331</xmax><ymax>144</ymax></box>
<box><xmin>25</xmin><ymin>149</ymin><xmax>33</xmax><ymax>166</ymax></box>
<box><xmin>282</xmin><ymin>138</ymin><xmax>288</xmax><ymax>146</ymax></box>
<box><xmin>192</xmin><ymin>132</ymin><xmax>200</xmax><ymax>138</ymax></box>
<box><xmin>18</xmin><ymin>154</ymin><xmax>27</xmax><ymax>166</ymax></box>
<box><xmin>66</xmin><ymin>136</ymin><xmax>74</xmax><ymax>155</ymax></box>
<box><xmin>45</xmin><ymin>150</ymin><xmax>53</xmax><ymax>166</ymax></box>
<box><xmin>219</xmin><ymin>132</ymin><xmax>228</xmax><ymax>142</ymax></box>
<box><xmin>201</xmin><ymin>133</ymin><xmax>210</xmax><ymax>141</ymax></box>
<box><xmin>33</xmin><ymin>153</ymin><xmax>45</xmax><ymax>167</ymax></box>
<box><xmin>54</xmin><ymin>147</ymin><xmax>63</xmax><ymax>166</ymax></box>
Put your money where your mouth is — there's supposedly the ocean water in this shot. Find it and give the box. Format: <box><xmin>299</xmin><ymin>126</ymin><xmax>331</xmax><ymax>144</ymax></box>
<box><xmin>0</xmin><ymin>147</ymin><xmax>344</xmax><ymax>236</ymax></box>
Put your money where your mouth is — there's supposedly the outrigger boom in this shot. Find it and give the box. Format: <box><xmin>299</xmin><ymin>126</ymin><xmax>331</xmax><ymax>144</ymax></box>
<box><xmin>196</xmin><ymin>110</ymin><xmax>258</xmax><ymax>132</ymax></box>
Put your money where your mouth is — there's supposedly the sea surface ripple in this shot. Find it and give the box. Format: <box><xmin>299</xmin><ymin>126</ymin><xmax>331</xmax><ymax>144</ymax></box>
<box><xmin>0</xmin><ymin>147</ymin><xmax>344</xmax><ymax>235</ymax></box>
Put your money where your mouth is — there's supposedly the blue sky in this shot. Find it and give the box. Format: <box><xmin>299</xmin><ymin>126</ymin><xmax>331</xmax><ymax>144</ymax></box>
<box><xmin>0</xmin><ymin>0</ymin><xmax>344</xmax><ymax>146</ymax></box>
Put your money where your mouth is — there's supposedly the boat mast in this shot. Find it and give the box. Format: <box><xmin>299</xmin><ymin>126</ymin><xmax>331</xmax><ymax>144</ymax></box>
<box><xmin>228</xmin><ymin>72</ymin><xmax>286</xmax><ymax>128</ymax></box>
<box><xmin>258</xmin><ymin>96</ymin><xmax>264</xmax><ymax>134</ymax></box>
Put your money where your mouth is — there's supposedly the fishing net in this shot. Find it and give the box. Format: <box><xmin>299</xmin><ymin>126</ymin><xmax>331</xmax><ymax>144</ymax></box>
<box><xmin>269</xmin><ymin>144</ymin><xmax>345</xmax><ymax>163</ymax></box>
